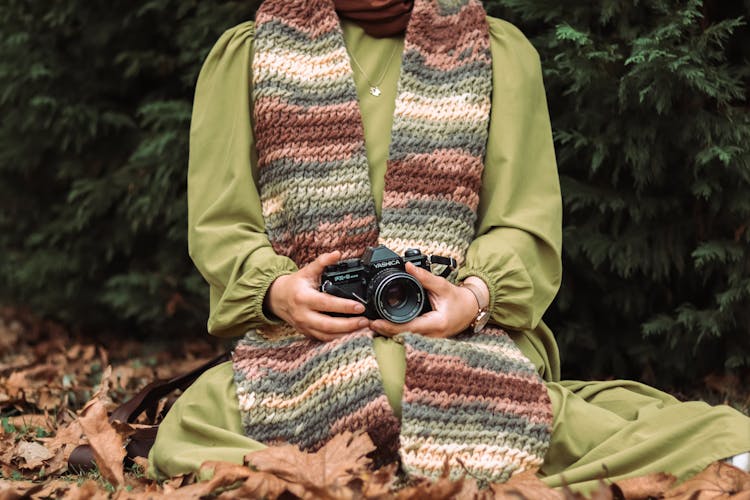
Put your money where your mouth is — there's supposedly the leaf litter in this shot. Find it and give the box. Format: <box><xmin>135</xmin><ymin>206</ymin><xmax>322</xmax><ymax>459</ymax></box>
<box><xmin>1</xmin><ymin>307</ymin><xmax>749</xmax><ymax>499</ymax></box>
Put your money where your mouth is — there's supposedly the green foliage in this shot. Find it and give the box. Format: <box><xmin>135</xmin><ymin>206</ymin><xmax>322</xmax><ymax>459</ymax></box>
<box><xmin>1</xmin><ymin>0</ymin><xmax>748</xmax><ymax>386</ymax></box>
<box><xmin>486</xmin><ymin>0</ymin><xmax>750</xmax><ymax>385</ymax></box>
<box><xmin>0</xmin><ymin>1</ymin><xmax>259</xmax><ymax>334</ymax></box>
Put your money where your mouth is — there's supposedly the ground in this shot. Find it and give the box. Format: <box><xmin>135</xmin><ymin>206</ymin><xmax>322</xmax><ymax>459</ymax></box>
<box><xmin>1</xmin><ymin>307</ymin><xmax>748</xmax><ymax>499</ymax></box>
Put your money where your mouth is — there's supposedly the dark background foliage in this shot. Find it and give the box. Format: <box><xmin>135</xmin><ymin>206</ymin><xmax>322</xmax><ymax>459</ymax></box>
<box><xmin>1</xmin><ymin>0</ymin><xmax>748</xmax><ymax>389</ymax></box>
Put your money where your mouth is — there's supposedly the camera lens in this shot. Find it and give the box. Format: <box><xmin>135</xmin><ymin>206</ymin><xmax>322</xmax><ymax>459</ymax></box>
<box><xmin>385</xmin><ymin>283</ymin><xmax>407</xmax><ymax>308</ymax></box>
<box><xmin>370</xmin><ymin>270</ymin><xmax>425</xmax><ymax>324</ymax></box>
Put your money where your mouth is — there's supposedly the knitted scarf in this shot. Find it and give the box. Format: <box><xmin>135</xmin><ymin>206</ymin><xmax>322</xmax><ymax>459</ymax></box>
<box><xmin>233</xmin><ymin>0</ymin><xmax>553</xmax><ymax>483</ymax></box>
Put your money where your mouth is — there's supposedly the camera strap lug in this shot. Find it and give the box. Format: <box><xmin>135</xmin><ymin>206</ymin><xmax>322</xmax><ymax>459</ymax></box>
<box><xmin>427</xmin><ymin>255</ymin><xmax>458</xmax><ymax>278</ymax></box>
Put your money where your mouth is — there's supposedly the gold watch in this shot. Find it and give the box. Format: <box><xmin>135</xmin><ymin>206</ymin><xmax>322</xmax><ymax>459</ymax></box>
<box><xmin>460</xmin><ymin>281</ymin><xmax>490</xmax><ymax>333</ymax></box>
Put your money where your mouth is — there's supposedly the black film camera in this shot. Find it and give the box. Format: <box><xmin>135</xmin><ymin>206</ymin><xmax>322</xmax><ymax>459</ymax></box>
<box><xmin>320</xmin><ymin>245</ymin><xmax>455</xmax><ymax>324</ymax></box>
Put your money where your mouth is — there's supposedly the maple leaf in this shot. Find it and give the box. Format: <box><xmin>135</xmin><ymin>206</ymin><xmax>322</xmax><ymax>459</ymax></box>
<box><xmin>490</xmin><ymin>470</ymin><xmax>565</xmax><ymax>500</ymax></box>
<box><xmin>610</xmin><ymin>471</ymin><xmax>677</xmax><ymax>499</ymax></box>
<box><xmin>161</xmin><ymin>461</ymin><xmax>286</xmax><ymax>500</ymax></box>
<box><xmin>245</xmin><ymin>430</ymin><xmax>376</xmax><ymax>497</ymax></box>
<box><xmin>78</xmin><ymin>397</ymin><xmax>126</xmax><ymax>488</ymax></box>
<box><xmin>663</xmin><ymin>461</ymin><xmax>750</xmax><ymax>499</ymax></box>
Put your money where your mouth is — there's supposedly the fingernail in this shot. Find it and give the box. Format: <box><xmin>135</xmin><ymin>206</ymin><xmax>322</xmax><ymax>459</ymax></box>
<box><xmin>354</xmin><ymin>304</ymin><xmax>365</xmax><ymax>313</ymax></box>
<box><xmin>358</xmin><ymin>319</ymin><xmax>369</xmax><ymax>327</ymax></box>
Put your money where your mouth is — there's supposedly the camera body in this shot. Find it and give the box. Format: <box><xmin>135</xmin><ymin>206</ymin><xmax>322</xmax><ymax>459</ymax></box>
<box><xmin>320</xmin><ymin>245</ymin><xmax>431</xmax><ymax>324</ymax></box>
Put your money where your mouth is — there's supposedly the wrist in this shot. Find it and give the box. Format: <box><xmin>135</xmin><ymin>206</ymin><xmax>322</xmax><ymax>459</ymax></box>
<box><xmin>460</xmin><ymin>277</ymin><xmax>490</xmax><ymax>310</ymax></box>
<box><xmin>459</xmin><ymin>277</ymin><xmax>490</xmax><ymax>333</ymax></box>
<box><xmin>265</xmin><ymin>274</ymin><xmax>292</xmax><ymax>320</ymax></box>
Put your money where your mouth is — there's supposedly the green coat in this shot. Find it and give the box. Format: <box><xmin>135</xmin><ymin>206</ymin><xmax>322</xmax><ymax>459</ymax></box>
<box><xmin>149</xmin><ymin>17</ymin><xmax>750</xmax><ymax>493</ymax></box>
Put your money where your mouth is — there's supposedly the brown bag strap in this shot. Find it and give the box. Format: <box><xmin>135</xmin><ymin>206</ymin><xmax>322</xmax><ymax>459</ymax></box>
<box><xmin>68</xmin><ymin>351</ymin><xmax>231</xmax><ymax>472</ymax></box>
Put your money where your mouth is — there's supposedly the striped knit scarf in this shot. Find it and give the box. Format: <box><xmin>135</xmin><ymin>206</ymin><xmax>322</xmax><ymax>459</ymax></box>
<box><xmin>232</xmin><ymin>0</ymin><xmax>553</xmax><ymax>483</ymax></box>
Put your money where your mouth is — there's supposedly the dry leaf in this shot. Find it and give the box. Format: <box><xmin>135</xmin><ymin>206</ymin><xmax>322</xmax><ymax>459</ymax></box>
<box><xmin>88</xmin><ymin>365</ymin><xmax>113</xmax><ymax>405</ymax></box>
<box><xmin>7</xmin><ymin>414</ymin><xmax>52</xmax><ymax>432</ymax></box>
<box><xmin>78</xmin><ymin>397</ymin><xmax>125</xmax><ymax>488</ymax></box>
<box><xmin>164</xmin><ymin>462</ymin><xmax>258</xmax><ymax>499</ymax></box>
<box><xmin>395</xmin><ymin>476</ymin><xmax>467</xmax><ymax>500</ymax></box>
<box><xmin>664</xmin><ymin>461</ymin><xmax>750</xmax><ymax>499</ymax></box>
<box><xmin>611</xmin><ymin>471</ymin><xmax>677</xmax><ymax>499</ymax></box>
<box><xmin>38</xmin><ymin>419</ymin><xmax>85</xmax><ymax>474</ymax></box>
<box><xmin>349</xmin><ymin>463</ymin><xmax>398</xmax><ymax>498</ymax></box>
<box><xmin>65</xmin><ymin>479</ymin><xmax>108</xmax><ymax>500</ymax></box>
<box><xmin>245</xmin><ymin>430</ymin><xmax>375</xmax><ymax>496</ymax></box>
<box><xmin>489</xmin><ymin>470</ymin><xmax>564</xmax><ymax>500</ymax></box>
<box><xmin>14</xmin><ymin>440</ymin><xmax>52</xmax><ymax>469</ymax></box>
<box><xmin>215</xmin><ymin>470</ymin><xmax>289</xmax><ymax>499</ymax></box>
<box><xmin>29</xmin><ymin>479</ymin><xmax>76</xmax><ymax>499</ymax></box>
<box><xmin>586</xmin><ymin>481</ymin><xmax>615</xmax><ymax>500</ymax></box>
<box><xmin>0</xmin><ymin>478</ymin><xmax>40</xmax><ymax>500</ymax></box>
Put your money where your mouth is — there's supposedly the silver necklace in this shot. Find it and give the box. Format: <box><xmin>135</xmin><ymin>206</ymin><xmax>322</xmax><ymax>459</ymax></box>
<box><xmin>347</xmin><ymin>43</ymin><xmax>399</xmax><ymax>97</ymax></box>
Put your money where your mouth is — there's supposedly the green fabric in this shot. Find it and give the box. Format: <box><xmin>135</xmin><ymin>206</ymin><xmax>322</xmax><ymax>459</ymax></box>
<box><xmin>152</xmin><ymin>16</ymin><xmax>750</xmax><ymax>492</ymax></box>
<box><xmin>186</xmin><ymin>16</ymin><xmax>562</xmax><ymax>381</ymax></box>
<box><xmin>150</xmin><ymin>356</ymin><xmax>750</xmax><ymax>492</ymax></box>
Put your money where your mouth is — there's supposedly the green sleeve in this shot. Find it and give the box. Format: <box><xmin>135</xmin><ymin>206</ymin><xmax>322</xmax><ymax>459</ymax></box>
<box><xmin>457</xmin><ymin>18</ymin><xmax>563</xmax><ymax>332</ymax></box>
<box><xmin>187</xmin><ymin>21</ymin><xmax>298</xmax><ymax>338</ymax></box>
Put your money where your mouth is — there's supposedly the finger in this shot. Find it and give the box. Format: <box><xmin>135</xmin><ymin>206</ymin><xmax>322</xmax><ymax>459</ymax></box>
<box><xmin>405</xmin><ymin>262</ymin><xmax>447</xmax><ymax>292</ymax></box>
<box><xmin>371</xmin><ymin>312</ymin><xmax>443</xmax><ymax>337</ymax></box>
<box><xmin>308</xmin><ymin>324</ymin><xmax>375</xmax><ymax>342</ymax></box>
<box><xmin>307</xmin><ymin>291</ymin><xmax>366</xmax><ymax>315</ymax></box>
<box><xmin>304</xmin><ymin>311</ymin><xmax>370</xmax><ymax>334</ymax></box>
<box><xmin>302</xmin><ymin>251</ymin><xmax>342</xmax><ymax>279</ymax></box>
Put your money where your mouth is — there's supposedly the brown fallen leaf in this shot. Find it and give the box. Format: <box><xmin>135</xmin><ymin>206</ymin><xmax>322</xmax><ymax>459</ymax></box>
<box><xmin>89</xmin><ymin>364</ymin><xmax>113</xmax><ymax>405</ymax></box>
<box><xmin>27</xmin><ymin>478</ymin><xmax>77</xmax><ymax>499</ymax></box>
<box><xmin>0</xmin><ymin>478</ymin><xmax>40</xmax><ymax>500</ymax></box>
<box><xmin>395</xmin><ymin>475</ymin><xmax>467</xmax><ymax>500</ymax></box>
<box><xmin>610</xmin><ymin>471</ymin><xmax>677</xmax><ymax>499</ymax></box>
<box><xmin>14</xmin><ymin>440</ymin><xmax>52</xmax><ymax>469</ymax></box>
<box><xmin>348</xmin><ymin>462</ymin><xmax>398</xmax><ymax>498</ymax></box>
<box><xmin>38</xmin><ymin>418</ymin><xmax>85</xmax><ymax>474</ymax></box>
<box><xmin>65</xmin><ymin>479</ymin><xmax>108</xmax><ymax>500</ymax></box>
<box><xmin>664</xmin><ymin>461</ymin><xmax>750</xmax><ymax>499</ymax></box>
<box><xmin>491</xmin><ymin>470</ymin><xmax>565</xmax><ymax>500</ymax></box>
<box><xmin>6</xmin><ymin>414</ymin><xmax>53</xmax><ymax>433</ymax></box>
<box><xmin>78</xmin><ymin>397</ymin><xmax>125</xmax><ymax>488</ymax></box>
<box><xmin>245</xmin><ymin>430</ymin><xmax>375</xmax><ymax>497</ymax></box>
<box><xmin>160</xmin><ymin>461</ymin><xmax>277</xmax><ymax>499</ymax></box>
<box><xmin>215</xmin><ymin>470</ymin><xmax>290</xmax><ymax>499</ymax></box>
<box><xmin>586</xmin><ymin>481</ymin><xmax>616</xmax><ymax>500</ymax></box>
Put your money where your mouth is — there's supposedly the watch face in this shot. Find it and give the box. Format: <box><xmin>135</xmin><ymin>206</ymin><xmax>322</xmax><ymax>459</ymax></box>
<box><xmin>473</xmin><ymin>310</ymin><xmax>490</xmax><ymax>333</ymax></box>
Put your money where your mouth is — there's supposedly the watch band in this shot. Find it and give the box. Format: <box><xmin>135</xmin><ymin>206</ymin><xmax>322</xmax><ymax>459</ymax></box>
<box><xmin>459</xmin><ymin>281</ymin><xmax>490</xmax><ymax>333</ymax></box>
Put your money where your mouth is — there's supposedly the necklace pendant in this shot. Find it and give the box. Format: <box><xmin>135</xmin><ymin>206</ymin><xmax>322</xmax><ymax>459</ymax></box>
<box><xmin>369</xmin><ymin>86</ymin><xmax>382</xmax><ymax>97</ymax></box>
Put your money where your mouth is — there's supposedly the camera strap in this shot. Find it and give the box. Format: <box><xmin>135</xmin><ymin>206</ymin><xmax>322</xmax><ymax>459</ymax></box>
<box><xmin>428</xmin><ymin>255</ymin><xmax>457</xmax><ymax>278</ymax></box>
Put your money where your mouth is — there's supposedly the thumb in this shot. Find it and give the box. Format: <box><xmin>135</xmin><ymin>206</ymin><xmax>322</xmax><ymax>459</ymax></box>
<box><xmin>302</xmin><ymin>251</ymin><xmax>342</xmax><ymax>279</ymax></box>
<box><xmin>405</xmin><ymin>262</ymin><xmax>444</xmax><ymax>291</ymax></box>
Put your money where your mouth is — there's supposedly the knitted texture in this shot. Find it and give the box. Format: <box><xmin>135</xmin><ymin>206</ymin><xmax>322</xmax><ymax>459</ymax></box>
<box><xmin>233</xmin><ymin>329</ymin><xmax>401</xmax><ymax>467</ymax></box>
<box><xmin>400</xmin><ymin>331</ymin><xmax>553</xmax><ymax>482</ymax></box>
<box><xmin>233</xmin><ymin>0</ymin><xmax>553</xmax><ymax>483</ymax></box>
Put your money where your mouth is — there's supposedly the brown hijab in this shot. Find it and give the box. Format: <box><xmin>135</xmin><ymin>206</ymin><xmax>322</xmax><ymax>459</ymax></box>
<box><xmin>334</xmin><ymin>0</ymin><xmax>414</xmax><ymax>37</ymax></box>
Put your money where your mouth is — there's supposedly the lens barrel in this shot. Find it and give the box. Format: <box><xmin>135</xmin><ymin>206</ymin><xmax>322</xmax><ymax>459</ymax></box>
<box><xmin>370</xmin><ymin>270</ymin><xmax>425</xmax><ymax>324</ymax></box>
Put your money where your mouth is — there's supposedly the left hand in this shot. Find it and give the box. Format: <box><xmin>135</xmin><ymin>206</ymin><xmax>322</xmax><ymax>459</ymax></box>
<box><xmin>369</xmin><ymin>262</ymin><xmax>478</xmax><ymax>338</ymax></box>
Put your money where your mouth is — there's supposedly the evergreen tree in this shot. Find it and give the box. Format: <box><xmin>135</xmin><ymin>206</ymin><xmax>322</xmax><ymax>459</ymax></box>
<box><xmin>0</xmin><ymin>1</ymin><xmax>259</xmax><ymax>333</ymax></box>
<box><xmin>486</xmin><ymin>0</ymin><xmax>750</xmax><ymax>385</ymax></box>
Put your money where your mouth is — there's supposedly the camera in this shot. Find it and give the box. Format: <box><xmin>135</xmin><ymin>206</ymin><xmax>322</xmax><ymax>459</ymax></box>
<box><xmin>320</xmin><ymin>245</ymin><xmax>432</xmax><ymax>324</ymax></box>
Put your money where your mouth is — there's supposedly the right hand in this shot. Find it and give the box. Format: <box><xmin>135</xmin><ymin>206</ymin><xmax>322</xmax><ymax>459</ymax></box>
<box><xmin>266</xmin><ymin>251</ymin><xmax>370</xmax><ymax>342</ymax></box>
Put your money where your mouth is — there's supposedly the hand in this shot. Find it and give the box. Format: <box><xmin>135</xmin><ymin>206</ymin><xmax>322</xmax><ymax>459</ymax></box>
<box><xmin>266</xmin><ymin>251</ymin><xmax>370</xmax><ymax>342</ymax></box>
<box><xmin>369</xmin><ymin>262</ymin><xmax>480</xmax><ymax>338</ymax></box>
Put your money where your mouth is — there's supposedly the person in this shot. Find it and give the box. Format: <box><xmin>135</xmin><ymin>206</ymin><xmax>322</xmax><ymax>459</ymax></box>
<box><xmin>148</xmin><ymin>0</ymin><xmax>750</xmax><ymax>492</ymax></box>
